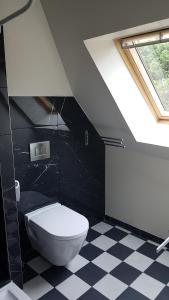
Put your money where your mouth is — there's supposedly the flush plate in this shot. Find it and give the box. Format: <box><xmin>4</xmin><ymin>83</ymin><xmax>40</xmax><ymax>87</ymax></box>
<box><xmin>30</xmin><ymin>141</ymin><xmax>50</xmax><ymax>162</ymax></box>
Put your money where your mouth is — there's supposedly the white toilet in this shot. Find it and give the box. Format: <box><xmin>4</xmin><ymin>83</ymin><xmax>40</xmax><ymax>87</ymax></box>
<box><xmin>25</xmin><ymin>203</ymin><xmax>89</xmax><ymax>266</ymax></box>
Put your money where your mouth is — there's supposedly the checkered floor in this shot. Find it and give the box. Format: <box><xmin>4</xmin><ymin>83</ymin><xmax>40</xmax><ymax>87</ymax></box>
<box><xmin>23</xmin><ymin>221</ymin><xmax>169</xmax><ymax>299</ymax></box>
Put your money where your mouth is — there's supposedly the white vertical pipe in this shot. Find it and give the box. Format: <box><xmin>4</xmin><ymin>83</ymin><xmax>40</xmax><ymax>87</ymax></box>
<box><xmin>156</xmin><ymin>237</ymin><xmax>169</xmax><ymax>253</ymax></box>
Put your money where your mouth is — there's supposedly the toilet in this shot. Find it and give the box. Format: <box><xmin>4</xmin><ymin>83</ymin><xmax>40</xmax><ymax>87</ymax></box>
<box><xmin>25</xmin><ymin>203</ymin><xmax>89</xmax><ymax>266</ymax></box>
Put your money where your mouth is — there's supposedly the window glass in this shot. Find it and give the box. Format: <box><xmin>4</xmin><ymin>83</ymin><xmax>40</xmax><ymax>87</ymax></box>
<box><xmin>137</xmin><ymin>43</ymin><xmax>169</xmax><ymax>111</ymax></box>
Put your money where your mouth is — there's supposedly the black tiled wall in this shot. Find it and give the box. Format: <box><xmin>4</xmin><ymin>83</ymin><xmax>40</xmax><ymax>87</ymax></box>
<box><xmin>0</xmin><ymin>165</ymin><xmax>9</xmax><ymax>286</ymax></box>
<box><xmin>9</xmin><ymin>96</ymin><xmax>105</xmax><ymax>262</ymax></box>
<box><xmin>0</xmin><ymin>30</ymin><xmax>22</xmax><ymax>286</ymax></box>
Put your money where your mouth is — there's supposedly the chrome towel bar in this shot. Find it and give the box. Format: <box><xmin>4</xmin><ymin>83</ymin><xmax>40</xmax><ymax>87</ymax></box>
<box><xmin>102</xmin><ymin>137</ymin><xmax>125</xmax><ymax>148</ymax></box>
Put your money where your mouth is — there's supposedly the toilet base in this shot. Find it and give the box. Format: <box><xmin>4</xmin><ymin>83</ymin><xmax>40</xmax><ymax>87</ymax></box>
<box><xmin>30</xmin><ymin>232</ymin><xmax>87</xmax><ymax>266</ymax></box>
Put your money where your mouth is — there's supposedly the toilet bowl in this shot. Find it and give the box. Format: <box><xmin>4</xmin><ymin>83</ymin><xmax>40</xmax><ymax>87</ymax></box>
<box><xmin>25</xmin><ymin>203</ymin><xmax>89</xmax><ymax>266</ymax></box>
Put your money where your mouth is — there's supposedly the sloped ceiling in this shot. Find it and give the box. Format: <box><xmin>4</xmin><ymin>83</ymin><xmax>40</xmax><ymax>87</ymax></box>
<box><xmin>3</xmin><ymin>0</ymin><xmax>73</xmax><ymax>96</ymax></box>
<box><xmin>41</xmin><ymin>0</ymin><xmax>169</xmax><ymax>139</ymax></box>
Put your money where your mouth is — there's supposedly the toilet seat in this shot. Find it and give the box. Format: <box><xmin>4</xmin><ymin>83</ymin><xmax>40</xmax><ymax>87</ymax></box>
<box><xmin>26</xmin><ymin>203</ymin><xmax>89</xmax><ymax>241</ymax></box>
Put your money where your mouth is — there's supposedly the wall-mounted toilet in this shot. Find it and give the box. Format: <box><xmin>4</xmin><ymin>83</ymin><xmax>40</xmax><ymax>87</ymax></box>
<box><xmin>25</xmin><ymin>203</ymin><xmax>89</xmax><ymax>266</ymax></box>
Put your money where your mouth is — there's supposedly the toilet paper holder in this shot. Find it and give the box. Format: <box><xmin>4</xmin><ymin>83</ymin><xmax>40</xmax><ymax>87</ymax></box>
<box><xmin>15</xmin><ymin>180</ymin><xmax>20</xmax><ymax>202</ymax></box>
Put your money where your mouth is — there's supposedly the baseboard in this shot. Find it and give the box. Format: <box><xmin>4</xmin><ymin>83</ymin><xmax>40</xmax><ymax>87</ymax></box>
<box><xmin>104</xmin><ymin>215</ymin><xmax>167</xmax><ymax>249</ymax></box>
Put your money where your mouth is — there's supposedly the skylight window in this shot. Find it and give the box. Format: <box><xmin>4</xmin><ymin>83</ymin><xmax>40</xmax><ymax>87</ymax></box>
<box><xmin>116</xmin><ymin>29</ymin><xmax>169</xmax><ymax>122</ymax></box>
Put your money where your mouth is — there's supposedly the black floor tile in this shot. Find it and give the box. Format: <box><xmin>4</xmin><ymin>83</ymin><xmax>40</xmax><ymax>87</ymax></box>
<box><xmin>117</xmin><ymin>287</ymin><xmax>149</xmax><ymax>299</ymax></box>
<box><xmin>145</xmin><ymin>261</ymin><xmax>169</xmax><ymax>284</ymax></box>
<box><xmin>23</xmin><ymin>265</ymin><xmax>37</xmax><ymax>284</ymax></box>
<box><xmin>105</xmin><ymin>228</ymin><xmax>127</xmax><ymax>241</ymax></box>
<box><xmin>137</xmin><ymin>242</ymin><xmax>161</xmax><ymax>260</ymax></box>
<box><xmin>78</xmin><ymin>288</ymin><xmax>109</xmax><ymax>299</ymax></box>
<box><xmin>80</xmin><ymin>244</ymin><xmax>103</xmax><ymax>261</ymax></box>
<box><xmin>24</xmin><ymin>221</ymin><xmax>169</xmax><ymax>300</ymax></box>
<box><xmin>156</xmin><ymin>286</ymin><xmax>169</xmax><ymax>300</ymax></box>
<box><xmin>76</xmin><ymin>263</ymin><xmax>106</xmax><ymax>285</ymax></box>
<box><xmin>110</xmin><ymin>262</ymin><xmax>141</xmax><ymax>285</ymax></box>
<box><xmin>131</xmin><ymin>232</ymin><xmax>147</xmax><ymax>241</ymax></box>
<box><xmin>41</xmin><ymin>266</ymin><xmax>72</xmax><ymax>286</ymax></box>
<box><xmin>38</xmin><ymin>288</ymin><xmax>68</xmax><ymax>300</ymax></box>
<box><xmin>107</xmin><ymin>243</ymin><xmax>133</xmax><ymax>260</ymax></box>
<box><xmin>86</xmin><ymin>229</ymin><xmax>100</xmax><ymax>242</ymax></box>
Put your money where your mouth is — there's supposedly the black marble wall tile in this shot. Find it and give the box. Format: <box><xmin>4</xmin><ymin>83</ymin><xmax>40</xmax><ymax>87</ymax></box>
<box><xmin>57</xmin><ymin>130</ymin><xmax>105</xmax><ymax>217</ymax></box>
<box><xmin>0</xmin><ymin>166</ymin><xmax>9</xmax><ymax>285</ymax></box>
<box><xmin>0</xmin><ymin>135</ymin><xmax>22</xmax><ymax>285</ymax></box>
<box><xmin>13</xmin><ymin>128</ymin><xmax>60</xmax><ymax>197</ymax></box>
<box><xmin>10</xmin><ymin>96</ymin><xmax>58</xmax><ymax>129</ymax></box>
<box><xmin>9</xmin><ymin>96</ymin><xmax>105</xmax><ymax>264</ymax></box>
<box><xmin>0</xmin><ymin>88</ymin><xmax>11</xmax><ymax>135</ymax></box>
<box><xmin>0</xmin><ymin>30</ymin><xmax>22</xmax><ymax>287</ymax></box>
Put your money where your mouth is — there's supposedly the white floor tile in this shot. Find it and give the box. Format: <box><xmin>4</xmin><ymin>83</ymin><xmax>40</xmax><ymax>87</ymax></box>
<box><xmin>66</xmin><ymin>255</ymin><xmax>89</xmax><ymax>273</ymax></box>
<box><xmin>91</xmin><ymin>235</ymin><xmax>116</xmax><ymax>251</ymax></box>
<box><xmin>91</xmin><ymin>222</ymin><xmax>113</xmax><ymax>234</ymax></box>
<box><xmin>83</xmin><ymin>240</ymin><xmax>89</xmax><ymax>247</ymax></box>
<box><xmin>93</xmin><ymin>252</ymin><xmax>121</xmax><ymax>272</ymax></box>
<box><xmin>23</xmin><ymin>276</ymin><xmax>53</xmax><ymax>300</ymax></box>
<box><xmin>131</xmin><ymin>273</ymin><xmax>164</xmax><ymax>299</ymax></box>
<box><xmin>125</xmin><ymin>251</ymin><xmax>153</xmax><ymax>272</ymax></box>
<box><xmin>56</xmin><ymin>274</ymin><xmax>90</xmax><ymax>300</ymax></box>
<box><xmin>120</xmin><ymin>234</ymin><xmax>145</xmax><ymax>250</ymax></box>
<box><xmin>28</xmin><ymin>256</ymin><xmax>51</xmax><ymax>274</ymax></box>
<box><xmin>94</xmin><ymin>274</ymin><xmax>127</xmax><ymax>300</ymax></box>
<box><xmin>156</xmin><ymin>251</ymin><xmax>169</xmax><ymax>268</ymax></box>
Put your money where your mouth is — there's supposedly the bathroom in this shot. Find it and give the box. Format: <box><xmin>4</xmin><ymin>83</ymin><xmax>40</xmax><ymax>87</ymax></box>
<box><xmin>1</xmin><ymin>0</ymin><xmax>169</xmax><ymax>299</ymax></box>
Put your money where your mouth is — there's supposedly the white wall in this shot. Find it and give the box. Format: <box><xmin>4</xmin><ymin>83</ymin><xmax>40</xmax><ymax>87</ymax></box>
<box><xmin>106</xmin><ymin>147</ymin><xmax>169</xmax><ymax>238</ymax></box>
<box><xmin>3</xmin><ymin>0</ymin><xmax>72</xmax><ymax>96</ymax></box>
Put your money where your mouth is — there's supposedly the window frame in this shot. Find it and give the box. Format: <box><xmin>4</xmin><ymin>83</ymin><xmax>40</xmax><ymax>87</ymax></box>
<box><xmin>115</xmin><ymin>35</ymin><xmax>169</xmax><ymax>124</ymax></box>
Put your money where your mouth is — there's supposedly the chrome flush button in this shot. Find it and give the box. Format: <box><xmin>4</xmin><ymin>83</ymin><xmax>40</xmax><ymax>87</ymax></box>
<box><xmin>30</xmin><ymin>141</ymin><xmax>50</xmax><ymax>161</ymax></box>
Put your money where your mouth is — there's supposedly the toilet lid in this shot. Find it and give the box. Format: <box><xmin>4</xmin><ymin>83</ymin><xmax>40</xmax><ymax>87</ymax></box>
<box><xmin>29</xmin><ymin>204</ymin><xmax>89</xmax><ymax>240</ymax></box>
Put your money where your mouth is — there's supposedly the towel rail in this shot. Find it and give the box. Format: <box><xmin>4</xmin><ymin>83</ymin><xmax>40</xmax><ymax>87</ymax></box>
<box><xmin>102</xmin><ymin>137</ymin><xmax>125</xmax><ymax>148</ymax></box>
<box><xmin>156</xmin><ymin>237</ymin><xmax>169</xmax><ymax>253</ymax></box>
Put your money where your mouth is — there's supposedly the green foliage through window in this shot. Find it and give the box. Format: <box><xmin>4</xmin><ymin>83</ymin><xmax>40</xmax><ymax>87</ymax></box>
<box><xmin>137</xmin><ymin>43</ymin><xmax>169</xmax><ymax>111</ymax></box>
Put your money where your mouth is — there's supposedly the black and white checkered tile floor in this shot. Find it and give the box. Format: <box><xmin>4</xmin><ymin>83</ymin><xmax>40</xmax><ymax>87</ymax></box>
<box><xmin>23</xmin><ymin>221</ymin><xmax>169</xmax><ymax>299</ymax></box>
